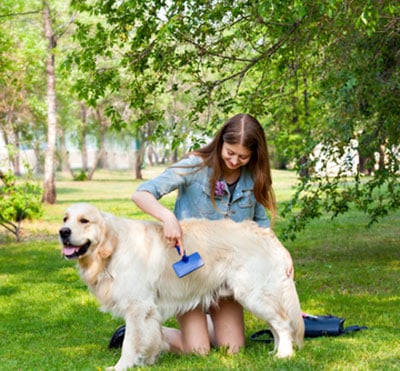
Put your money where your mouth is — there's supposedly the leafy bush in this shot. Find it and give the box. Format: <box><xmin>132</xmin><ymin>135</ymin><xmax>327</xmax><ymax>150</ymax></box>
<box><xmin>0</xmin><ymin>170</ymin><xmax>43</xmax><ymax>241</ymax></box>
<box><xmin>73</xmin><ymin>170</ymin><xmax>88</xmax><ymax>181</ymax></box>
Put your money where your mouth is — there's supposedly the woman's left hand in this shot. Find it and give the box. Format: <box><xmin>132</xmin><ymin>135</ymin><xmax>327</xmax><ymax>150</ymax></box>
<box><xmin>267</xmin><ymin>228</ymin><xmax>294</xmax><ymax>279</ymax></box>
<box><xmin>286</xmin><ymin>260</ymin><xmax>294</xmax><ymax>279</ymax></box>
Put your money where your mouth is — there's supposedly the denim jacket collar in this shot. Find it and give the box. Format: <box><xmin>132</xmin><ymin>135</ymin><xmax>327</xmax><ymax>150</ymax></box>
<box><xmin>206</xmin><ymin>166</ymin><xmax>254</xmax><ymax>201</ymax></box>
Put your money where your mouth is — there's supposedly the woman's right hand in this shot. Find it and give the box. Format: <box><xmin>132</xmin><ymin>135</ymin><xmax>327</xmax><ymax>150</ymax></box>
<box><xmin>132</xmin><ymin>190</ymin><xmax>184</xmax><ymax>254</ymax></box>
<box><xmin>161</xmin><ymin>212</ymin><xmax>184</xmax><ymax>254</ymax></box>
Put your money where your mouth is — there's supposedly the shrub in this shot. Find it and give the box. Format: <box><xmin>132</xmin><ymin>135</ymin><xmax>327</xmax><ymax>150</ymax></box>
<box><xmin>0</xmin><ymin>169</ymin><xmax>43</xmax><ymax>241</ymax></box>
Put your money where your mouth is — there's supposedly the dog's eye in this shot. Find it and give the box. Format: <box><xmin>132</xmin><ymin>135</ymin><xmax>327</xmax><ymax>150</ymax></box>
<box><xmin>80</xmin><ymin>218</ymin><xmax>90</xmax><ymax>224</ymax></box>
<box><xmin>63</xmin><ymin>216</ymin><xmax>68</xmax><ymax>222</ymax></box>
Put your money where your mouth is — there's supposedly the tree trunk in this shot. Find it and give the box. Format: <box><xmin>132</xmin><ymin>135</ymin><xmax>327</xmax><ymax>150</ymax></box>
<box><xmin>42</xmin><ymin>2</ymin><xmax>57</xmax><ymax>204</ymax></box>
<box><xmin>32</xmin><ymin>142</ymin><xmax>43</xmax><ymax>174</ymax></box>
<box><xmin>378</xmin><ymin>144</ymin><xmax>386</xmax><ymax>171</ymax></box>
<box><xmin>97</xmin><ymin>107</ymin><xmax>108</xmax><ymax>167</ymax></box>
<box><xmin>135</xmin><ymin>150</ymin><xmax>144</xmax><ymax>179</ymax></box>
<box><xmin>80</xmin><ymin>103</ymin><xmax>88</xmax><ymax>171</ymax></box>
<box><xmin>86</xmin><ymin>107</ymin><xmax>108</xmax><ymax>180</ymax></box>
<box><xmin>4</xmin><ymin>113</ymin><xmax>21</xmax><ymax>175</ymax></box>
<box><xmin>59</xmin><ymin>126</ymin><xmax>74</xmax><ymax>176</ymax></box>
<box><xmin>12</xmin><ymin>126</ymin><xmax>21</xmax><ymax>176</ymax></box>
<box><xmin>134</xmin><ymin>131</ymin><xmax>144</xmax><ymax>180</ymax></box>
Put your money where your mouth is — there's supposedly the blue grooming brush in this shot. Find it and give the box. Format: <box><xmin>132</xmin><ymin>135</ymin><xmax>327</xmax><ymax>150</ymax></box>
<box><xmin>173</xmin><ymin>245</ymin><xmax>204</xmax><ymax>278</ymax></box>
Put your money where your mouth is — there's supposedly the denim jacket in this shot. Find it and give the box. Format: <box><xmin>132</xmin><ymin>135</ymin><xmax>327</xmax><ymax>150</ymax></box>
<box><xmin>136</xmin><ymin>155</ymin><xmax>270</xmax><ymax>228</ymax></box>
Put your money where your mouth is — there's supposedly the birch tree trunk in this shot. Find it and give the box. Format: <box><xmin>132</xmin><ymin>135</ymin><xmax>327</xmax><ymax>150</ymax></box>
<box><xmin>59</xmin><ymin>126</ymin><xmax>74</xmax><ymax>177</ymax></box>
<box><xmin>80</xmin><ymin>103</ymin><xmax>88</xmax><ymax>171</ymax></box>
<box><xmin>86</xmin><ymin>107</ymin><xmax>107</xmax><ymax>180</ymax></box>
<box><xmin>42</xmin><ymin>1</ymin><xmax>57</xmax><ymax>204</ymax></box>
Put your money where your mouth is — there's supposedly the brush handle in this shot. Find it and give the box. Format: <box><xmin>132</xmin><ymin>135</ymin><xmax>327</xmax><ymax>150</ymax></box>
<box><xmin>175</xmin><ymin>245</ymin><xmax>188</xmax><ymax>262</ymax></box>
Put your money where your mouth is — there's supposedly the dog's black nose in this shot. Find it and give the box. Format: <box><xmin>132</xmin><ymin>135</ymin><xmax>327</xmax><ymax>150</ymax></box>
<box><xmin>59</xmin><ymin>227</ymin><xmax>71</xmax><ymax>239</ymax></box>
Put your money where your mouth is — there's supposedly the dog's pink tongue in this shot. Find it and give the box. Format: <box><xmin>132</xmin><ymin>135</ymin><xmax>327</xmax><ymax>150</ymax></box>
<box><xmin>63</xmin><ymin>246</ymin><xmax>79</xmax><ymax>256</ymax></box>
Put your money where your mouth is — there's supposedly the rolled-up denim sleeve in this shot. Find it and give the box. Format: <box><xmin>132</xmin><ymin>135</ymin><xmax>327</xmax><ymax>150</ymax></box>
<box><xmin>254</xmin><ymin>202</ymin><xmax>270</xmax><ymax>228</ymax></box>
<box><xmin>136</xmin><ymin>156</ymin><xmax>200</xmax><ymax>200</ymax></box>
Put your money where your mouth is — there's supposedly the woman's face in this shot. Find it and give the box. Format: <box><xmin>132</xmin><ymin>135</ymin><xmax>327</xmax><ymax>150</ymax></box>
<box><xmin>221</xmin><ymin>142</ymin><xmax>252</xmax><ymax>170</ymax></box>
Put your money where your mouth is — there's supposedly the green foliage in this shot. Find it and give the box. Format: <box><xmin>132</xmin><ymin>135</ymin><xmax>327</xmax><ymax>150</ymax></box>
<box><xmin>0</xmin><ymin>169</ymin><xmax>43</xmax><ymax>241</ymax></box>
<box><xmin>66</xmin><ymin>0</ymin><xmax>400</xmax><ymax>235</ymax></box>
<box><xmin>73</xmin><ymin>170</ymin><xmax>88</xmax><ymax>181</ymax></box>
<box><xmin>1</xmin><ymin>0</ymin><xmax>380</xmax><ymax>234</ymax></box>
<box><xmin>282</xmin><ymin>165</ymin><xmax>400</xmax><ymax>241</ymax></box>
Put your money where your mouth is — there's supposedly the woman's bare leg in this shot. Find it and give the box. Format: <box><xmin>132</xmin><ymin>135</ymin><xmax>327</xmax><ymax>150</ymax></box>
<box><xmin>162</xmin><ymin>306</ymin><xmax>210</xmax><ymax>354</ymax></box>
<box><xmin>209</xmin><ymin>297</ymin><xmax>245</xmax><ymax>354</ymax></box>
<box><xmin>162</xmin><ymin>327</ymin><xmax>183</xmax><ymax>354</ymax></box>
<box><xmin>162</xmin><ymin>298</ymin><xmax>244</xmax><ymax>355</ymax></box>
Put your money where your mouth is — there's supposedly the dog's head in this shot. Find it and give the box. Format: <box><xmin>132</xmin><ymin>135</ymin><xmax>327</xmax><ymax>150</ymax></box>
<box><xmin>59</xmin><ymin>203</ymin><xmax>115</xmax><ymax>260</ymax></box>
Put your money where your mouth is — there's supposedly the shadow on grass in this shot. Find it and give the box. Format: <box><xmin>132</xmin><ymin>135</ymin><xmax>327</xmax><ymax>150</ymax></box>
<box><xmin>56</xmin><ymin>198</ymin><xmax>131</xmax><ymax>205</ymax></box>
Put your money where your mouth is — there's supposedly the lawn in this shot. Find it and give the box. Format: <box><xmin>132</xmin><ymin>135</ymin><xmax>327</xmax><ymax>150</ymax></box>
<box><xmin>0</xmin><ymin>167</ymin><xmax>399</xmax><ymax>370</ymax></box>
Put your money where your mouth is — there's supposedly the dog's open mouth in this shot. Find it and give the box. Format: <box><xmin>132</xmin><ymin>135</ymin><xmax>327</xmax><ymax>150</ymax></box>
<box><xmin>62</xmin><ymin>241</ymin><xmax>91</xmax><ymax>259</ymax></box>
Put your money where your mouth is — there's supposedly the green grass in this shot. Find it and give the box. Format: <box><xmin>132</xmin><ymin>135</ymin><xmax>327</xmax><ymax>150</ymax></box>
<box><xmin>1</xmin><ymin>168</ymin><xmax>399</xmax><ymax>370</ymax></box>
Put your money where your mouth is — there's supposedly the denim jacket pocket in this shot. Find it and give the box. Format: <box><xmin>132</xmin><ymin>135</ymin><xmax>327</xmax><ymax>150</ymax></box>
<box><xmin>190</xmin><ymin>183</ymin><xmax>227</xmax><ymax>218</ymax></box>
<box><xmin>237</xmin><ymin>190</ymin><xmax>256</xmax><ymax>209</ymax></box>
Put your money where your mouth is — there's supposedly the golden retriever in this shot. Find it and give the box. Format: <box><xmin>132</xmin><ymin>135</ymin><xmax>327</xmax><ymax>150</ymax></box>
<box><xmin>59</xmin><ymin>203</ymin><xmax>304</xmax><ymax>370</ymax></box>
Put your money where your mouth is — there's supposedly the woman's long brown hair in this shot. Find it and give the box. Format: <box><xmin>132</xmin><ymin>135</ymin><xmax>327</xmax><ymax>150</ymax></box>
<box><xmin>192</xmin><ymin>113</ymin><xmax>276</xmax><ymax>222</ymax></box>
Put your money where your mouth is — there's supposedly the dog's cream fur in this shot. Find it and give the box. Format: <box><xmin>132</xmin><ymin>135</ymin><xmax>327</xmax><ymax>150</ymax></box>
<box><xmin>59</xmin><ymin>203</ymin><xmax>304</xmax><ymax>370</ymax></box>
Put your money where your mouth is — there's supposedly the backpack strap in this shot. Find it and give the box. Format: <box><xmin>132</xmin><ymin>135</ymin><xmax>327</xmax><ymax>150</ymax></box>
<box><xmin>343</xmin><ymin>325</ymin><xmax>368</xmax><ymax>334</ymax></box>
<box><xmin>249</xmin><ymin>316</ymin><xmax>368</xmax><ymax>343</ymax></box>
<box><xmin>249</xmin><ymin>329</ymin><xmax>274</xmax><ymax>343</ymax></box>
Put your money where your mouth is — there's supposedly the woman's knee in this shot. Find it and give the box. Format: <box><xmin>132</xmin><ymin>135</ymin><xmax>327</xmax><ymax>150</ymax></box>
<box><xmin>209</xmin><ymin>298</ymin><xmax>245</xmax><ymax>353</ymax></box>
<box><xmin>178</xmin><ymin>307</ymin><xmax>211</xmax><ymax>354</ymax></box>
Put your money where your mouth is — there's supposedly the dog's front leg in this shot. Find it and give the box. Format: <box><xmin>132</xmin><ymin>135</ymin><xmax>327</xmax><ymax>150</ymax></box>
<box><xmin>112</xmin><ymin>323</ymin><xmax>141</xmax><ymax>371</ymax></box>
<box><xmin>110</xmin><ymin>305</ymin><xmax>168</xmax><ymax>370</ymax></box>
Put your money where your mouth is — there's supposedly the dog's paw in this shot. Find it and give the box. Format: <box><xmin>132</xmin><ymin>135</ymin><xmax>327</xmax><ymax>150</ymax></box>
<box><xmin>276</xmin><ymin>348</ymin><xmax>294</xmax><ymax>358</ymax></box>
<box><xmin>108</xmin><ymin>361</ymin><xmax>131</xmax><ymax>371</ymax></box>
<box><xmin>107</xmin><ymin>364</ymin><xmax>131</xmax><ymax>371</ymax></box>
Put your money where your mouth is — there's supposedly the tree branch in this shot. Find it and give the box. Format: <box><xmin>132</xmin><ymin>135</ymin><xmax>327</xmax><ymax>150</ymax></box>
<box><xmin>0</xmin><ymin>10</ymin><xmax>41</xmax><ymax>19</ymax></box>
<box><xmin>210</xmin><ymin>20</ymin><xmax>302</xmax><ymax>88</ymax></box>
<box><xmin>55</xmin><ymin>13</ymin><xmax>77</xmax><ymax>40</ymax></box>
<box><xmin>0</xmin><ymin>220</ymin><xmax>17</xmax><ymax>235</ymax></box>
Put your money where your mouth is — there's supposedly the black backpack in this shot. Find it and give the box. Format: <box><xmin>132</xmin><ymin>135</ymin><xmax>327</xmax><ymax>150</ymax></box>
<box><xmin>250</xmin><ymin>314</ymin><xmax>368</xmax><ymax>343</ymax></box>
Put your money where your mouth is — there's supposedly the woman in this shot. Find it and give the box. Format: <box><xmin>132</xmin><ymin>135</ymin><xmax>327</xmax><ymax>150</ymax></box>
<box><xmin>131</xmin><ymin>113</ymin><xmax>279</xmax><ymax>355</ymax></box>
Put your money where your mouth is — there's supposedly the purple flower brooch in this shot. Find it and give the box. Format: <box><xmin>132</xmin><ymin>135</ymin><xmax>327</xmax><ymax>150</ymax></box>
<box><xmin>214</xmin><ymin>180</ymin><xmax>226</xmax><ymax>197</ymax></box>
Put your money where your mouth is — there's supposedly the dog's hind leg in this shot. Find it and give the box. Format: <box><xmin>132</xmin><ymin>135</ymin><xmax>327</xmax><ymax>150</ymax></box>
<box><xmin>236</xmin><ymin>294</ymin><xmax>295</xmax><ymax>358</ymax></box>
<box><xmin>269</xmin><ymin>327</ymin><xmax>279</xmax><ymax>354</ymax></box>
<box><xmin>267</xmin><ymin>318</ymin><xmax>294</xmax><ymax>358</ymax></box>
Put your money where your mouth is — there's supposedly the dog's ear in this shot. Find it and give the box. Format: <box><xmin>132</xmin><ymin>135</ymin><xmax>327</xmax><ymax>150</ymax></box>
<box><xmin>97</xmin><ymin>216</ymin><xmax>119</xmax><ymax>259</ymax></box>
